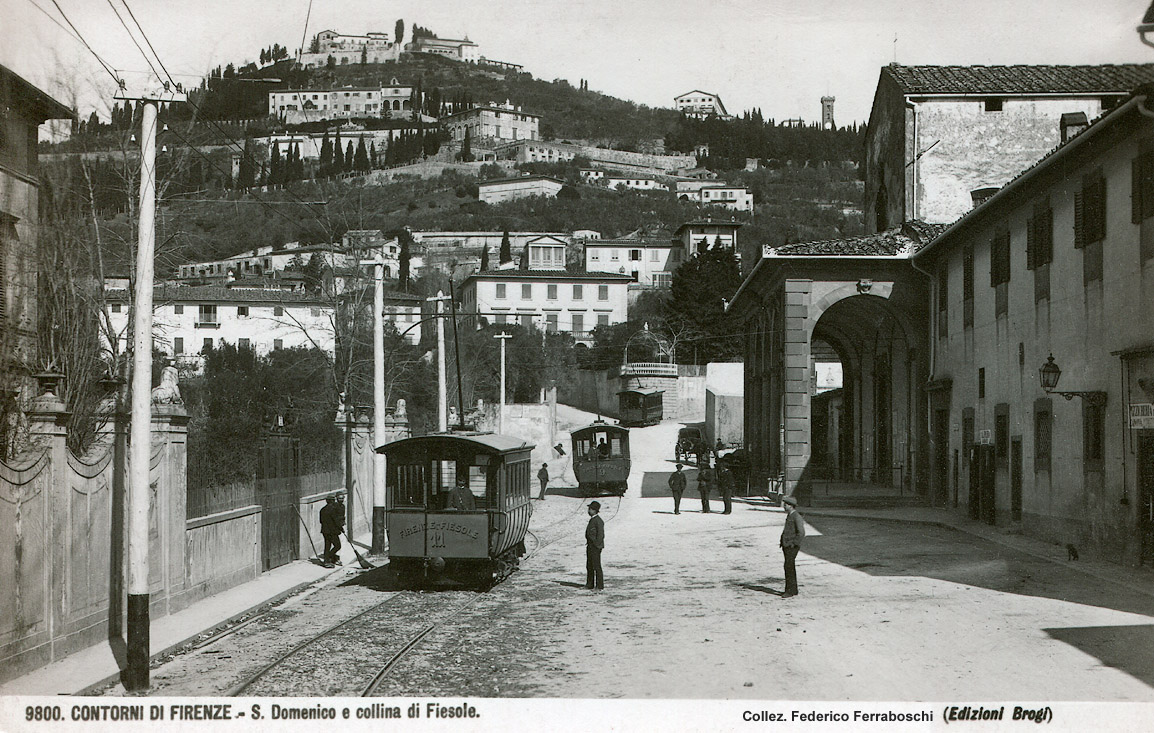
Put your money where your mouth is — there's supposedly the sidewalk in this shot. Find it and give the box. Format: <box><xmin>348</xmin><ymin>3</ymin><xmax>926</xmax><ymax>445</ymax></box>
<box><xmin>798</xmin><ymin>502</ymin><xmax>1154</xmax><ymax>602</ymax></box>
<box><xmin>0</xmin><ymin>543</ymin><xmax>369</xmax><ymax>697</ymax></box>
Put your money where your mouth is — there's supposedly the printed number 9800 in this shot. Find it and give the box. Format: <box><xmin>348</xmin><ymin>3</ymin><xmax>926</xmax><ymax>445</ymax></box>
<box><xmin>26</xmin><ymin>706</ymin><xmax>63</xmax><ymax>721</ymax></box>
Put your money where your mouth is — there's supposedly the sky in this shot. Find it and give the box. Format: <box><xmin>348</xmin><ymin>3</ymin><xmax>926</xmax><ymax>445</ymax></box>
<box><xmin>4</xmin><ymin>0</ymin><xmax>1154</xmax><ymax>129</ymax></box>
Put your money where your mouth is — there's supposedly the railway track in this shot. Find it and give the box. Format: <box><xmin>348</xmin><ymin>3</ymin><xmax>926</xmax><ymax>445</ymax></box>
<box><xmin>222</xmin><ymin>494</ymin><xmax>623</xmax><ymax>697</ymax></box>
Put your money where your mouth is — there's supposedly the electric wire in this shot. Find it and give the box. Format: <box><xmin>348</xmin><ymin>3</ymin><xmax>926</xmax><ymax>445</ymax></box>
<box><xmin>43</xmin><ymin>0</ymin><xmax>123</xmax><ymax>87</ymax></box>
<box><xmin>118</xmin><ymin>0</ymin><xmax>177</xmax><ymax>88</ymax></box>
<box><xmin>103</xmin><ymin>0</ymin><xmax>163</xmax><ymax>85</ymax></box>
<box><xmin>296</xmin><ymin>0</ymin><xmax>315</xmax><ymax>65</ymax></box>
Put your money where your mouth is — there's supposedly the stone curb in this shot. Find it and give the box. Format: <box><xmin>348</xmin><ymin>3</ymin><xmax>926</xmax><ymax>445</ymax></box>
<box><xmin>803</xmin><ymin>507</ymin><xmax>1154</xmax><ymax>603</ymax></box>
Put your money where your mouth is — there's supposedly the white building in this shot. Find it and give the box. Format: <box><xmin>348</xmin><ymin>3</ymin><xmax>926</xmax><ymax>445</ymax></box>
<box><xmin>268</xmin><ymin>81</ymin><xmax>413</xmax><ymax>122</ymax></box>
<box><xmin>603</xmin><ymin>174</ymin><xmax>664</xmax><ymax>192</ymax></box>
<box><xmin>442</xmin><ymin>103</ymin><xmax>540</xmax><ymax>144</ymax></box>
<box><xmin>106</xmin><ymin>286</ymin><xmax>336</xmax><ymax>370</ymax></box>
<box><xmin>675</xmin><ymin>219</ymin><xmax>743</xmax><ymax>259</ymax></box>
<box><xmin>584</xmin><ymin>238</ymin><xmax>683</xmax><ymax>288</ymax></box>
<box><xmin>406</xmin><ymin>36</ymin><xmax>479</xmax><ymax>62</ymax></box>
<box><xmin>299</xmin><ymin>30</ymin><xmax>400</xmax><ymax>68</ymax></box>
<box><xmin>579</xmin><ymin>169</ymin><xmax>605</xmax><ymax>183</ymax></box>
<box><xmin>678</xmin><ymin>185</ymin><xmax>754</xmax><ymax>212</ymax></box>
<box><xmin>674</xmin><ymin>90</ymin><xmax>730</xmax><ymax>119</ymax></box>
<box><xmin>477</xmin><ymin>175</ymin><xmax>564</xmax><ymax>204</ymax></box>
<box><xmin>459</xmin><ymin>271</ymin><xmax>631</xmax><ymax>341</ymax></box>
<box><xmin>175</xmin><ymin>242</ymin><xmax>357</xmax><ymax>284</ymax></box>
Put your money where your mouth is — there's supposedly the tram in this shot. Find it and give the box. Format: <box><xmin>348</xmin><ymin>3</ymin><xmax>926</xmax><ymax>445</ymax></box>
<box><xmin>378</xmin><ymin>432</ymin><xmax>535</xmax><ymax>584</ymax></box>
<box><xmin>570</xmin><ymin>420</ymin><xmax>631</xmax><ymax>496</ymax></box>
<box><xmin>617</xmin><ymin>389</ymin><xmax>664</xmax><ymax>427</ymax></box>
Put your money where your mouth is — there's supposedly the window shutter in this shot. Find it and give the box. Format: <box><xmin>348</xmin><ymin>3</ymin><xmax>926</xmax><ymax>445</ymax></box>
<box><xmin>1074</xmin><ymin>192</ymin><xmax>1085</xmax><ymax>249</ymax></box>
<box><xmin>1092</xmin><ymin>176</ymin><xmax>1107</xmax><ymax>243</ymax></box>
<box><xmin>1041</xmin><ymin>209</ymin><xmax>1053</xmax><ymax>266</ymax></box>
<box><xmin>1134</xmin><ymin>156</ymin><xmax>1144</xmax><ymax>224</ymax></box>
<box><xmin>1026</xmin><ymin>214</ymin><xmax>1036</xmax><ymax>271</ymax></box>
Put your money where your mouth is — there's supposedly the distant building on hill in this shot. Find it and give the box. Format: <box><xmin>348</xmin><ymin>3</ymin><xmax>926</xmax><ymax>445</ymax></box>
<box><xmin>675</xmin><ymin>219</ymin><xmax>743</xmax><ymax>259</ymax></box>
<box><xmin>584</xmin><ymin>237</ymin><xmax>683</xmax><ymax>289</ymax></box>
<box><xmin>268</xmin><ymin>80</ymin><xmax>414</xmax><ymax>122</ymax></box>
<box><xmin>477</xmin><ymin>175</ymin><xmax>564</xmax><ymax>204</ymax></box>
<box><xmin>406</xmin><ymin>35</ymin><xmax>479</xmax><ymax>62</ymax></box>
<box><xmin>443</xmin><ymin>102</ymin><xmax>541</xmax><ymax>144</ymax></box>
<box><xmin>299</xmin><ymin>30</ymin><xmax>400</xmax><ymax>68</ymax></box>
<box><xmin>675</xmin><ymin>90</ymin><xmax>730</xmax><ymax>119</ymax></box>
<box><xmin>677</xmin><ymin>185</ymin><xmax>753</xmax><ymax>212</ymax></box>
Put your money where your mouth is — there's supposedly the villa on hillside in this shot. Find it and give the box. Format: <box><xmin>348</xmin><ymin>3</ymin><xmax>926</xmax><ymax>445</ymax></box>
<box><xmin>442</xmin><ymin>102</ymin><xmax>541</xmax><ymax>144</ymax></box>
<box><xmin>299</xmin><ymin>30</ymin><xmax>401</xmax><ymax>68</ymax></box>
<box><xmin>675</xmin><ymin>90</ymin><xmax>731</xmax><ymax>119</ymax></box>
<box><xmin>268</xmin><ymin>80</ymin><xmax>414</xmax><ymax>122</ymax></box>
<box><xmin>477</xmin><ymin>175</ymin><xmax>564</xmax><ymax>204</ymax></box>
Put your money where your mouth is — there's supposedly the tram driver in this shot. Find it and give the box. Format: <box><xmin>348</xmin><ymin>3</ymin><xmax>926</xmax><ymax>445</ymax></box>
<box><xmin>597</xmin><ymin>437</ymin><xmax>610</xmax><ymax>459</ymax></box>
<box><xmin>448</xmin><ymin>478</ymin><xmax>476</xmax><ymax>511</ymax></box>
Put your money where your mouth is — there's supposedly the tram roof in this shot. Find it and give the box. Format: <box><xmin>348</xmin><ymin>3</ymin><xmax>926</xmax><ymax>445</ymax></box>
<box><xmin>377</xmin><ymin>432</ymin><xmax>534</xmax><ymax>455</ymax></box>
<box><xmin>571</xmin><ymin>421</ymin><xmax>630</xmax><ymax>436</ymax></box>
<box><xmin>615</xmin><ymin>389</ymin><xmax>665</xmax><ymax>396</ymax></box>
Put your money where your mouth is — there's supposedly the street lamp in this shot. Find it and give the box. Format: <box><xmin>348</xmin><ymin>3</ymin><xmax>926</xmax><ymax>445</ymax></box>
<box><xmin>1038</xmin><ymin>354</ymin><xmax>1107</xmax><ymax>405</ymax></box>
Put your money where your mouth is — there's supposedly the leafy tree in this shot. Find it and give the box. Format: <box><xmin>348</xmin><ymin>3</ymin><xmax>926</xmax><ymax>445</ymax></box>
<box><xmin>666</xmin><ymin>248</ymin><xmax>743</xmax><ymax>363</ymax></box>
<box><xmin>499</xmin><ymin>229</ymin><xmax>512</xmax><ymax>264</ymax></box>
<box><xmin>557</xmin><ymin>184</ymin><xmax>580</xmax><ymax>200</ymax></box>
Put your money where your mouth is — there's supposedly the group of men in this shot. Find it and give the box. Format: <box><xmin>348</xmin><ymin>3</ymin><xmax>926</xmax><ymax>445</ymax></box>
<box><xmin>666</xmin><ymin>460</ymin><xmax>735</xmax><ymax>514</ymax></box>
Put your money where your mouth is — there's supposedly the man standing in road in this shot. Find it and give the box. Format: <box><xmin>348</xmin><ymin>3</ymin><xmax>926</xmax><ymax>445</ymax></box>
<box><xmin>585</xmin><ymin>501</ymin><xmax>605</xmax><ymax>590</ymax></box>
<box><xmin>779</xmin><ymin>496</ymin><xmax>805</xmax><ymax>597</ymax></box>
<box><xmin>668</xmin><ymin>463</ymin><xmax>687</xmax><ymax>514</ymax></box>
<box><xmin>697</xmin><ymin>459</ymin><xmax>714</xmax><ymax>513</ymax></box>
<box><xmin>718</xmin><ymin>463</ymin><xmax>734</xmax><ymax>514</ymax></box>
<box><xmin>319</xmin><ymin>495</ymin><xmax>344</xmax><ymax>566</ymax></box>
<box><xmin>537</xmin><ymin>463</ymin><xmax>550</xmax><ymax>500</ymax></box>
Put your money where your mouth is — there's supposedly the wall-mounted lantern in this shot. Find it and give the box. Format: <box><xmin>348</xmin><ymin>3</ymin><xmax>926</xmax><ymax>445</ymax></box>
<box><xmin>1039</xmin><ymin>354</ymin><xmax>1107</xmax><ymax>405</ymax></box>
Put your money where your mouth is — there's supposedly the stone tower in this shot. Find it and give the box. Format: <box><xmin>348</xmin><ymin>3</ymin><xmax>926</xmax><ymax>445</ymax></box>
<box><xmin>821</xmin><ymin>96</ymin><xmax>835</xmax><ymax>130</ymax></box>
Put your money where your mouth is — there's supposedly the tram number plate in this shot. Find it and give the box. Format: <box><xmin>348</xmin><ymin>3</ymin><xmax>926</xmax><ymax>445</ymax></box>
<box><xmin>430</xmin><ymin>529</ymin><xmax>447</xmax><ymax>548</ymax></box>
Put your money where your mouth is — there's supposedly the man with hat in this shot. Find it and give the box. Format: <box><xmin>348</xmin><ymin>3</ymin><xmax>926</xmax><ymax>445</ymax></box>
<box><xmin>585</xmin><ymin>501</ymin><xmax>605</xmax><ymax>590</ymax></box>
<box><xmin>668</xmin><ymin>463</ymin><xmax>687</xmax><ymax>514</ymax></box>
<box><xmin>779</xmin><ymin>495</ymin><xmax>805</xmax><ymax>597</ymax></box>
<box><xmin>319</xmin><ymin>494</ymin><xmax>344</xmax><ymax>566</ymax></box>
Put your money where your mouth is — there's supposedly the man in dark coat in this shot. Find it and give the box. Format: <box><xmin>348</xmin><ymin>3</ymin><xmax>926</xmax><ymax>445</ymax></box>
<box><xmin>779</xmin><ymin>496</ymin><xmax>806</xmax><ymax>597</ymax></box>
<box><xmin>697</xmin><ymin>460</ymin><xmax>713</xmax><ymax>513</ymax></box>
<box><xmin>718</xmin><ymin>464</ymin><xmax>735</xmax><ymax>514</ymax></box>
<box><xmin>319</xmin><ymin>495</ymin><xmax>344</xmax><ymax>565</ymax></box>
<box><xmin>537</xmin><ymin>463</ymin><xmax>549</xmax><ymax>500</ymax></box>
<box><xmin>668</xmin><ymin>463</ymin><xmax>687</xmax><ymax>514</ymax></box>
<box><xmin>585</xmin><ymin>501</ymin><xmax>605</xmax><ymax>590</ymax></box>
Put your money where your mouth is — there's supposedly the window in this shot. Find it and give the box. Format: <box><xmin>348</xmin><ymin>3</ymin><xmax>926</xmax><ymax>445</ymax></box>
<box><xmin>519</xmin><ymin>314</ymin><xmax>533</xmax><ymax>329</ymax></box>
<box><xmin>1026</xmin><ymin>204</ymin><xmax>1053</xmax><ymax>269</ymax></box>
<box><xmin>274</xmin><ymin>306</ymin><xmax>284</xmax><ymax>317</ymax></box>
<box><xmin>989</xmin><ymin>230</ymin><xmax>1011</xmax><ymax>286</ymax></box>
<box><xmin>963</xmin><ymin>244</ymin><xmax>974</xmax><ymax>328</ymax></box>
<box><xmin>590</xmin><ymin>250</ymin><xmax>601</xmax><ymax>261</ymax></box>
<box><xmin>984</xmin><ymin>98</ymin><xmax>1003</xmax><ymax>112</ymax></box>
<box><xmin>202</xmin><ymin>338</ymin><xmax>213</xmax><ymax>352</ymax></box>
<box><xmin>598</xmin><ymin>285</ymin><xmax>609</xmax><ymax>301</ymax></box>
<box><xmin>174</xmin><ymin>304</ymin><xmax>184</xmax><ymax>314</ymax></box>
<box><xmin>597</xmin><ymin>314</ymin><xmax>609</xmax><ymax>326</ymax></box>
<box><xmin>112</xmin><ymin>303</ymin><xmax>122</xmax><ymax>313</ymax></box>
<box><xmin>1034</xmin><ymin>399</ymin><xmax>1052</xmax><ymax>472</ymax></box>
<box><xmin>1084</xmin><ymin>401</ymin><xmax>1105</xmax><ymax>470</ymax></box>
<box><xmin>978</xmin><ymin>368</ymin><xmax>986</xmax><ymax>399</ymax></box>
<box><xmin>198</xmin><ymin>304</ymin><xmax>218</xmax><ymax>326</ymax></box>
<box><xmin>173</xmin><ymin>337</ymin><xmax>183</xmax><ymax>355</ymax></box>
<box><xmin>937</xmin><ymin>264</ymin><xmax>948</xmax><ymax>339</ymax></box>
<box><xmin>650</xmin><ymin>249</ymin><xmax>661</xmax><ymax>262</ymax></box>
<box><xmin>521</xmin><ymin>283</ymin><xmax>532</xmax><ymax>300</ymax></box>
<box><xmin>1074</xmin><ymin>171</ymin><xmax>1107</xmax><ymax>248</ymax></box>
<box><xmin>495</xmin><ymin>283</ymin><xmax>506</xmax><ymax>299</ymax></box>
<box><xmin>653</xmin><ymin>272</ymin><xmax>672</xmax><ymax>288</ymax></box>
<box><xmin>630</xmin><ymin>249</ymin><xmax>642</xmax><ymax>261</ymax></box>
<box><xmin>238</xmin><ymin>338</ymin><xmax>250</xmax><ymax>350</ymax></box>
<box><xmin>610</xmin><ymin>250</ymin><xmax>620</xmax><ymax>261</ymax></box>
<box><xmin>273</xmin><ymin>339</ymin><xmax>284</xmax><ymax>350</ymax></box>
<box><xmin>545</xmin><ymin>313</ymin><xmax>558</xmax><ymax>332</ymax></box>
<box><xmin>571</xmin><ymin>313</ymin><xmax>584</xmax><ymax>334</ymax></box>
<box><xmin>237</xmin><ymin>306</ymin><xmax>249</xmax><ymax>317</ymax></box>
<box><xmin>494</xmin><ymin>313</ymin><xmax>507</xmax><ymax>325</ymax></box>
<box><xmin>572</xmin><ymin>284</ymin><xmax>583</xmax><ymax>300</ymax></box>
<box><xmin>547</xmin><ymin>284</ymin><xmax>558</xmax><ymax>300</ymax></box>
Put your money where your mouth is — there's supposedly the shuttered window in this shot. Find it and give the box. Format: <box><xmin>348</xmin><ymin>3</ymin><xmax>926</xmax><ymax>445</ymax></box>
<box><xmin>936</xmin><ymin>264</ymin><xmax>948</xmax><ymax>339</ymax></box>
<box><xmin>1074</xmin><ymin>172</ymin><xmax>1106</xmax><ymax>248</ymax></box>
<box><xmin>1132</xmin><ymin>150</ymin><xmax>1154</xmax><ymax>223</ymax></box>
<box><xmin>989</xmin><ymin>230</ymin><xmax>1011</xmax><ymax>286</ymax></box>
<box><xmin>1026</xmin><ymin>205</ymin><xmax>1053</xmax><ymax>270</ymax></box>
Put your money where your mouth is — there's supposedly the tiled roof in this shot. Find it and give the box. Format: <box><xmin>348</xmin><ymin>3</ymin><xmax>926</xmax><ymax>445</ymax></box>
<box><xmin>674</xmin><ymin>220</ymin><xmax>744</xmax><ymax>234</ymax></box>
<box><xmin>106</xmin><ymin>286</ymin><xmax>327</xmax><ymax>304</ymax></box>
<box><xmin>467</xmin><ymin>270</ymin><xmax>634</xmax><ymax>281</ymax></box>
<box><xmin>884</xmin><ymin>63</ymin><xmax>1154</xmax><ymax>96</ymax></box>
<box><xmin>587</xmin><ymin>239</ymin><xmax>675</xmax><ymax>248</ymax></box>
<box><xmin>478</xmin><ymin>175</ymin><xmax>564</xmax><ymax>186</ymax></box>
<box><xmin>770</xmin><ymin>222</ymin><xmax>947</xmax><ymax>257</ymax></box>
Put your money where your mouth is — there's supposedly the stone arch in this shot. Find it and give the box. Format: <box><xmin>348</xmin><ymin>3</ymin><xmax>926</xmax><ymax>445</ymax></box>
<box><xmin>806</xmin><ymin>286</ymin><xmax>917</xmax><ymax>353</ymax></box>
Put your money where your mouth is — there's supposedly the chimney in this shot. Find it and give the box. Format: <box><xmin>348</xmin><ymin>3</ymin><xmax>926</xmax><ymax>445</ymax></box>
<box><xmin>1060</xmin><ymin>112</ymin><xmax>1089</xmax><ymax>143</ymax></box>
<box><xmin>970</xmin><ymin>187</ymin><xmax>998</xmax><ymax>208</ymax></box>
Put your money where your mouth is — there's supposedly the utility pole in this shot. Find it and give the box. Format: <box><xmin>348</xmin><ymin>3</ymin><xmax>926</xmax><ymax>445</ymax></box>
<box><xmin>358</xmin><ymin>247</ymin><xmax>388</xmax><ymax>554</ymax></box>
<box><xmin>116</xmin><ymin>81</ymin><xmax>185</xmax><ymax>692</ymax></box>
<box><xmin>448</xmin><ymin>278</ymin><xmax>466</xmax><ymax>430</ymax></box>
<box><xmin>494</xmin><ymin>332</ymin><xmax>512</xmax><ymax>433</ymax></box>
<box><xmin>427</xmin><ymin>291</ymin><xmax>451</xmax><ymax>431</ymax></box>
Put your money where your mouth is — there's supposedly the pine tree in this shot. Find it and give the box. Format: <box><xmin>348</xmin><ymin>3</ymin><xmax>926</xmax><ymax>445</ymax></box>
<box><xmin>480</xmin><ymin>245</ymin><xmax>489</xmax><ymax>271</ymax></box>
<box><xmin>499</xmin><ymin>230</ymin><xmax>512</xmax><ymax>264</ymax></box>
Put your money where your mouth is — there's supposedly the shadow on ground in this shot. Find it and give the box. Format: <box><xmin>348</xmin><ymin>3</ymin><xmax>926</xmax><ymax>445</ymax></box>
<box><xmin>802</xmin><ymin>516</ymin><xmax>1154</xmax><ymax>618</ymax></box>
<box><xmin>1044</xmin><ymin>625</ymin><xmax>1154</xmax><ymax>689</ymax></box>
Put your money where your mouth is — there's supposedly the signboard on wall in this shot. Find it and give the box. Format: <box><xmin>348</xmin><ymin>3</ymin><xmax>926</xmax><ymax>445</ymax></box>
<box><xmin>1130</xmin><ymin>403</ymin><xmax>1154</xmax><ymax>429</ymax></box>
<box><xmin>977</xmin><ymin>429</ymin><xmax>993</xmax><ymax>445</ymax></box>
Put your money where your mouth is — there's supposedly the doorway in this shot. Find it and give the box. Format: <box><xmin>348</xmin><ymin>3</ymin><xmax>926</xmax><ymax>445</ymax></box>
<box><xmin>933</xmin><ymin>409</ymin><xmax>949</xmax><ymax>505</ymax></box>
<box><xmin>1011</xmin><ymin>438</ymin><xmax>1023</xmax><ymax>523</ymax></box>
<box><xmin>1139</xmin><ymin>433</ymin><xmax>1154</xmax><ymax>566</ymax></box>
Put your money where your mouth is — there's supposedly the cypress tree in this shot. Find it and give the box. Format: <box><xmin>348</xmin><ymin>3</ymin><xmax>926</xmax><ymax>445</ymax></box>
<box><xmin>319</xmin><ymin>131</ymin><xmax>333</xmax><ymax>177</ymax></box>
<box><xmin>333</xmin><ymin>128</ymin><xmax>344</xmax><ymax>171</ymax></box>
<box><xmin>480</xmin><ymin>245</ymin><xmax>489</xmax><ymax>271</ymax></box>
<box><xmin>345</xmin><ymin>141</ymin><xmax>355</xmax><ymax>170</ymax></box>
<box><xmin>499</xmin><ymin>230</ymin><xmax>512</xmax><ymax>264</ymax></box>
<box><xmin>354</xmin><ymin>138</ymin><xmax>369</xmax><ymax>172</ymax></box>
<box><xmin>269</xmin><ymin>143</ymin><xmax>282</xmax><ymax>185</ymax></box>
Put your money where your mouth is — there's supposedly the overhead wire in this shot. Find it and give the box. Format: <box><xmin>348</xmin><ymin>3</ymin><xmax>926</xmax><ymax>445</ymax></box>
<box><xmin>102</xmin><ymin>0</ymin><xmax>163</xmax><ymax>84</ymax></box>
<box><xmin>296</xmin><ymin>0</ymin><xmax>315</xmax><ymax>66</ymax></box>
<box><xmin>118</xmin><ymin>0</ymin><xmax>177</xmax><ymax>88</ymax></box>
<box><xmin>43</xmin><ymin>0</ymin><xmax>123</xmax><ymax>87</ymax></box>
